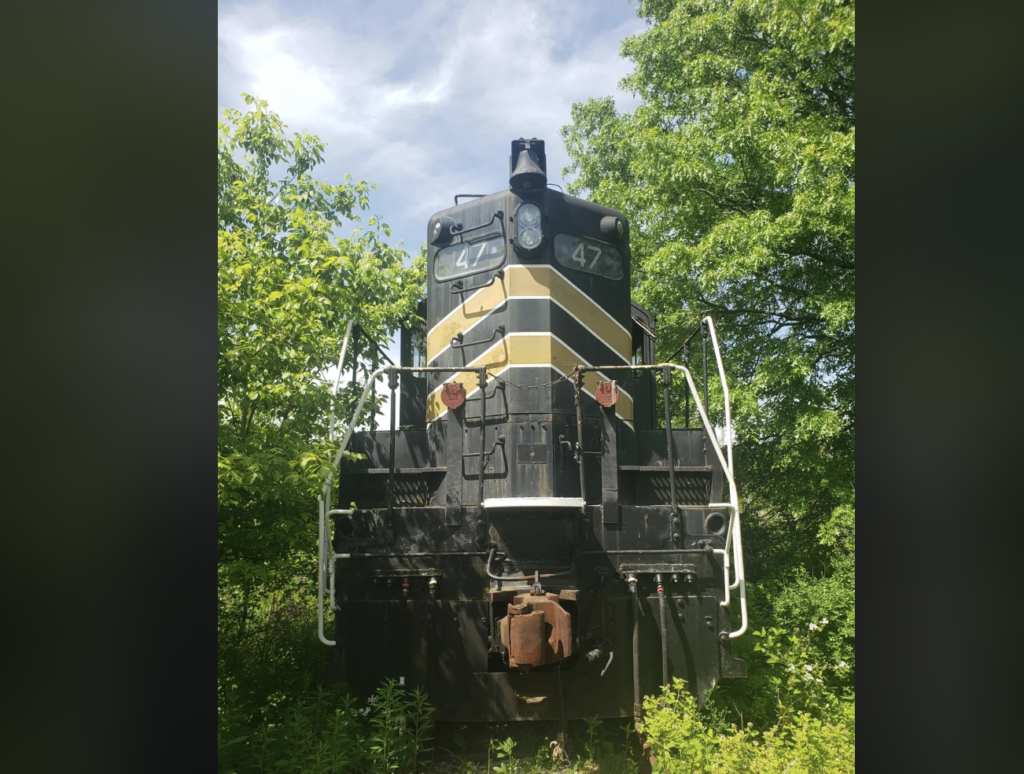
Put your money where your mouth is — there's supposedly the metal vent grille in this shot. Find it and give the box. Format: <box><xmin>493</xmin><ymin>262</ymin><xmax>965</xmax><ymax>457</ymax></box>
<box><xmin>636</xmin><ymin>472</ymin><xmax>711</xmax><ymax>505</ymax></box>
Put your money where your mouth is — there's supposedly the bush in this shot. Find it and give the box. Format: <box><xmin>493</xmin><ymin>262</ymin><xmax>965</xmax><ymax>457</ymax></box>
<box><xmin>218</xmin><ymin>564</ymin><xmax>324</xmax><ymax>728</ymax></box>
<box><xmin>218</xmin><ymin>680</ymin><xmax>433</xmax><ymax>774</ymax></box>
<box><xmin>640</xmin><ymin>625</ymin><xmax>855</xmax><ymax>774</ymax></box>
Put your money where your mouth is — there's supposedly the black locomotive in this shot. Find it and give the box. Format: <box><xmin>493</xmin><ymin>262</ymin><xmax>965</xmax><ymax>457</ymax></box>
<box><xmin>317</xmin><ymin>138</ymin><xmax>747</xmax><ymax>725</ymax></box>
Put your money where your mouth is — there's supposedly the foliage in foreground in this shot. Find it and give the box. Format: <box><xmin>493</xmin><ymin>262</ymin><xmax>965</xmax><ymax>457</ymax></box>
<box><xmin>218</xmin><ymin>564</ymin><xmax>324</xmax><ymax>727</ymax></box>
<box><xmin>218</xmin><ymin>94</ymin><xmax>425</xmax><ymax>618</ymax></box>
<box><xmin>218</xmin><ymin>674</ymin><xmax>853</xmax><ymax>774</ymax></box>
<box><xmin>638</xmin><ymin>619</ymin><xmax>854</xmax><ymax>773</ymax></box>
<box><xmin>219</xmin><ymin>679</ymin><xmax>434</xmax><ymax>774</ymax></box>
<box><xmin>642</xmin><ymin>678</ymin><xmax>853</xmax><ymax>774</ymax></box>
<box><xmin>217</xmin><ymin>99</ymin><xmax>427</xmax><ymax>758</ymax></box>
<box><xmin>217</xmin><ymin>583</ymin><xmax>852</xmax><ymax>773</ymax></box>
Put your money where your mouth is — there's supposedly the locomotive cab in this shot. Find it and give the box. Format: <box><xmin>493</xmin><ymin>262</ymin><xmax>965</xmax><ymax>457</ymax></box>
<box><xmin>321</xmin><ymin>139</ymin><xmax>748</xmax><ymax>724</ymax></box>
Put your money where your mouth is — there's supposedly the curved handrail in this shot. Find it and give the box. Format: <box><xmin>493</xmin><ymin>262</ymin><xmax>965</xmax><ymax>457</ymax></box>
<box><xmin>315</xmin><ymin>317</ymin><xmax>747</xmax><ymax>642</ymax></box>
<box><xmin>653</xmin><ymin>313</ymin><xmax>747</xmax><ymax>638</ymax></box>
<box><xmin>326</xmin><ymin>321</ymin><xmax>354</xmax><ymax>443</ymax></box>
<box><xmin>658</xmin><ymin>358</ymin><xmax>745</xmax><ymax>638</ymax></box>
<box><xmin>317</xmin><ymin>364</ymin><xmax>390</xmax><ymax>646</ymax></box>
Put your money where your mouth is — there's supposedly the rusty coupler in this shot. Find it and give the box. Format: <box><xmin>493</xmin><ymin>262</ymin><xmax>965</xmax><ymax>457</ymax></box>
<box><xmin>498</xmin><ymin>579</ymin><xmax>573</xmax><ymax>672</ymax></box>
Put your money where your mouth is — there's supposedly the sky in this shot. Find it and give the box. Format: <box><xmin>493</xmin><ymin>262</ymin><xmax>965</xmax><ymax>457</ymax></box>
<box><xmin>219</xmin><ymin>0</ymin><xmax>648</xmax><ymax>428</ymax></box>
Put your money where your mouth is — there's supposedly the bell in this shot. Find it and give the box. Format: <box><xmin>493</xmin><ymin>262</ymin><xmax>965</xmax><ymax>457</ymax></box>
<box><xmin>509</xmin><ymin>149</ymin><xmax>547</xmax><ymax>191</ymax></box>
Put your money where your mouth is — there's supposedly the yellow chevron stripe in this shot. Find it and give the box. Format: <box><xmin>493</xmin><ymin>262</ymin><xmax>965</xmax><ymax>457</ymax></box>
<box><xmin>512</xmin><ymin>266</ymin><xmax>632</xmax><ymax>361</ymax></box>
<box><xmin>427</xmin><ymin>278</ymin><xmax>509</xmax><ymax>362</ymax></box>
<box><xmin>426</xmin><ymin>265</ymin><xmax>632</xmax><ymax>363</ymax></box>
<box><xmin>425</xmin><ymin>333</ymin><xmax>634</xmax><ymax>423</ymax></box>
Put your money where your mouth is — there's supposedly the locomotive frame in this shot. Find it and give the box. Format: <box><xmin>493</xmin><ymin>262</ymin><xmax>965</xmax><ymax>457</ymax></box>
<box><xmin>315</xmin><ymin>139</ymin><xmax>748</xmax><ymax>726</ymax></box>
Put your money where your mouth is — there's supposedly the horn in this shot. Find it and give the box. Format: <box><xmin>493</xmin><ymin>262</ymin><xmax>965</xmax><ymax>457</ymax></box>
<box><xmin>510</xmin><ymin>149</ymin><xmax>547</xmax><ymax>191</ymax></box>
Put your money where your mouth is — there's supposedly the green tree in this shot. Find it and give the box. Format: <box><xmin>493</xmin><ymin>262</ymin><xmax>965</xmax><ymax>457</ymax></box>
<box><xmin>562</xmin><ymin>0</ymin><xmax>854</xmax><ymax>693</ymax></box>
<box><xmin>218</xmin><ymin>94</ymin><xmax>425</xmax><ymax>621</ymax></box>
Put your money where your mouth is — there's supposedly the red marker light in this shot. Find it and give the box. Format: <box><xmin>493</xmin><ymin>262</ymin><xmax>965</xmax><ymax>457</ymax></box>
<box><xmin>596</xmin><ymin>380</ymin><xmax>619</xmax><ymax>407</ymax></box>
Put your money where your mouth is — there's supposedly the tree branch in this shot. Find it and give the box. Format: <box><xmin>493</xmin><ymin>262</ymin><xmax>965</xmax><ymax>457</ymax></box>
<box><xmin>696</xmin><ymin>293</ymin><xmax>825</xmax><ymax>327</ymax></box>
<box><xmin>799</xmin><ymin>251</ymin><xmax>855</xmax><ymax>271</ymax></box>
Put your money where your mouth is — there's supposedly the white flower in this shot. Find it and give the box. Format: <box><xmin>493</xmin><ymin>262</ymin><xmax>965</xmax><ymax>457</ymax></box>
<box><xmin>820</xmin><ymin>617</ymin><xmax>829</xmax><ymax>625</ymax></box>
<box><xmin>809</xmin><ymin>623</ymin><xmax>817</xmax><ymax>630</ymax></box>
<box><xmin>804</xmin><ymin>665</ymin><xmax>813</xmax><ymax>672</ymax></box>
<box><xmin>839</xmin><ymin>660</ymin><xmax>847</xmax><ymax>668</ymax></box>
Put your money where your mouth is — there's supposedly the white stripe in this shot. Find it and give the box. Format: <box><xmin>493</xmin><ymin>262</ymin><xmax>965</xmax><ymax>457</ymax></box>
<box><xmin>428</xmin><ymin>359</ymin><xmax>634</xmax><ymax>424</ymax></box>
<box><xmin>483</xmin><ymin>497</ymin><xmax>585</xmax><ymax>509</ymax></box>
<box><xmin>430</xmin><ymin>293</ymin><xmax>630</xmax><ymax>365</ymax></box>
<box><xmin>426</xmin><ymin>333</ymin><xmax>634</xmax><ymax>404</ymax></box>
<box><xmin>427</xmin><ymin>280</ymin><xmax>500</xmax><ymax>340</ymax></box>
<box><xmin>542</xmin><ymin>263</ymin><xmax>632</xmax><ymax>339</ymax></box>
<box><xmin>546</xmin><ymin>296</ymin><xmax>630</xmax><ymax>362</ymax></box>
<box><xmin>429</xmin><ymin>306</ymin><xmax>505</xmax><ymax>363</ymax></box>
<box><xmin>496</xmin><ymin>295</ymin><xmax>631</xmax><ymax>363</ymax></box>
<box><xmin>427</xmin><ymin>265</ymin><xmax>631</xmax><ymax>359</ymax></box>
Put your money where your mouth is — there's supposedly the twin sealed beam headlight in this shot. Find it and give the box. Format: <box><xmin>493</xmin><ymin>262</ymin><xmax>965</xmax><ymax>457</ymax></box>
<box><xmin>513</xmin><ymin>202</ymin><xmax>543</xmax><ymax>254</ymax></box>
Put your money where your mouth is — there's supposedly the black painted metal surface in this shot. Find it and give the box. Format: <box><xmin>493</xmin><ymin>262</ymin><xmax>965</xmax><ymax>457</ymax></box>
<box><xmin>325</xmin><ymin>140</ymin><xmax>745</xmax><ymax>721</ymax></box>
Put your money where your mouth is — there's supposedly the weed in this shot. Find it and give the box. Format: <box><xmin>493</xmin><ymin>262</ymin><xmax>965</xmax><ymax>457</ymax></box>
<box><xmin>490</xmin><ymin>736</ymin><xmax>518</xmax><ymax>773</ymax></box>
<box><xmin>367</xmin><ymin>679</ymin><xmax>435</xmax><ymax>773</ymax></box>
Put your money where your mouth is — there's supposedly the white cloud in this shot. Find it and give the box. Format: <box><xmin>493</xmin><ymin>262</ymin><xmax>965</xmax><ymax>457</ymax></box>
<box><xmin>219</xmin><ymin>0</ymin><xmax>648</xmax><ymax>426</ymax></box>
<box><xmin>219</xmin><ymin>25</ymin><xmax>338</xmax><ymax>124</ymax></box>
<box><xmin>219</xmin><ymin>0</ymin><xmax>644</xmax><ymax>188</ymax></box>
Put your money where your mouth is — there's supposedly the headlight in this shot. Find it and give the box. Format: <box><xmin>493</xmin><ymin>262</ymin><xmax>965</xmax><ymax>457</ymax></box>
<box><xmin>600</xmin><ymin>214</ymin><xmax>626</xmax><ymax>241</ymax></box>
<box><xmin>514</xmin><ymin>202</ymin><xmax>543</xmax><ymax>254</ymax></box>
<box><xmin>429</xmin><ymin>215</ymin><xmax>457</xmax><ymax>245</ymax></box>
<box><xmin>518</xmin><ymin>227</ymin><xmax>542</xmax><ymax>248</ymax></box>
<box><xmin>517</xmin><ymin>203</ymin><xmax>541</xmax><ymax>228</ymax></box>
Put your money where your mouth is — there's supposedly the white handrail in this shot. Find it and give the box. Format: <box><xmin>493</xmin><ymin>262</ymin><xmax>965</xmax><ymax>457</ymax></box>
<box><xmin>701</xmin><ymin>314</ymin><xmax>747</xmax><ymax>636</ymax></box>
<box><xmin>317</xmin><ymin>362</ymin><xmax>390</xmax><ymax>648</ymax></box>
<box><xmin>317</xmin><ymin>496</ymin><xmax>333</xmax><ymax>646</ymax></box>
<box><xmin>703</xmin><ymin>318</ymin><xmax>733</xmax><ymax>479</ymax></box>
<box><xmin>314</xmin><ymin>325</ymin><xmax>748</xmax><ymax>642</ymax></box>
<box><xmin>327</xmin><ymin>321</ymin><xmax>355</xmax><ymax>442</ymax></box>
<box><xmin>331</xmin><ymin>365</ymin><xmax>391</xmax><ymax>473</ymax></box>
<box><xmin>318</xmin><ymin>497</ymin><xmax>356</xmax><ymax>645</ymax></box>
<box><xmin>703</xmin><ymin>318</ymin><xmax>744</xmax><ymax>594</ymax></box>
<box><xmin>659</xmin><ymin>350</ymin><xmax>747</xmax><ymax>639</ymax></box>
